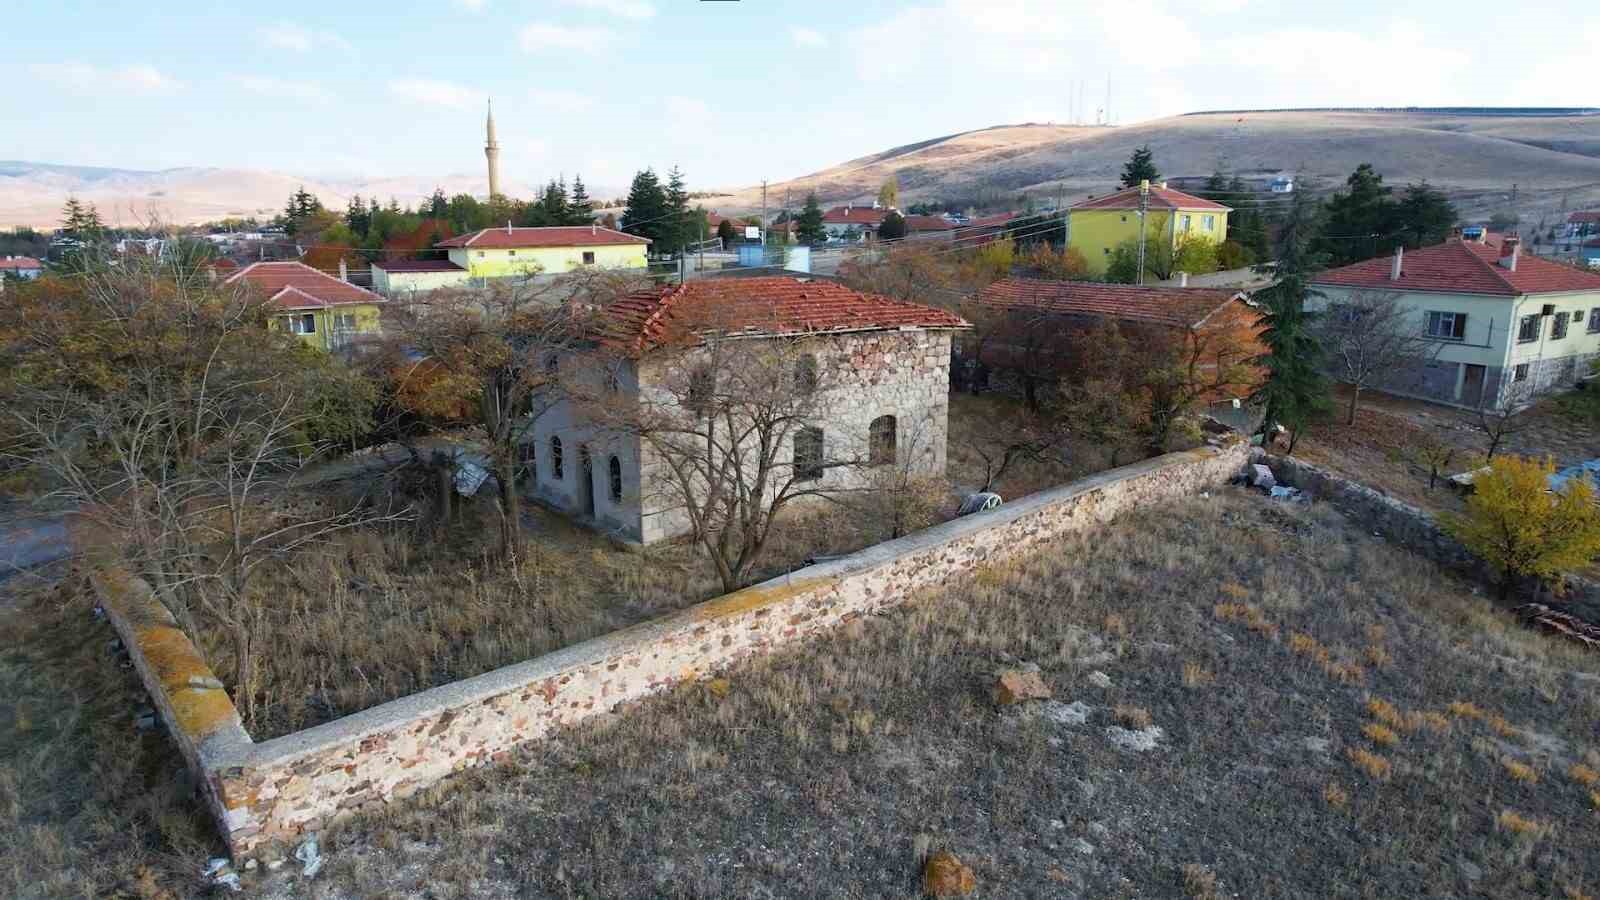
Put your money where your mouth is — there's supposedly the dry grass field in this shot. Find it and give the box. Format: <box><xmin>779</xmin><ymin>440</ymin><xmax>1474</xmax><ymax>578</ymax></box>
<box><xmin>7</xmin><ymin>488</ymin><xmax>1598</xmax><ymax>898</ymax></box>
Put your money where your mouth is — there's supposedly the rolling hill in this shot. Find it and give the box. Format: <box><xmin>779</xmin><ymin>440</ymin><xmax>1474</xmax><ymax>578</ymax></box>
<box><xmin>713</xmin><ymin>109</ymin><xmax>1600</xmax><ymax>228</ymax></box>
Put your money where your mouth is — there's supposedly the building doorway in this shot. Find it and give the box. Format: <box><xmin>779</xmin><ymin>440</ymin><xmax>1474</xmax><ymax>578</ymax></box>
<box><xmin>579</xmin><ymin>446</ymin><xmax>596</xmax><ymax>516</ymax></box>
<box><xmin>1461</xmin><ymin>364</ymin><xmax>1486</xmax><ymax>407</ymax></box>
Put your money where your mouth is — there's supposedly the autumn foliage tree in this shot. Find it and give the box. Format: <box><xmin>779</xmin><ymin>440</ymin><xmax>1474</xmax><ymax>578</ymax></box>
<box><xmin>1446</xmin><ymin>455</ymin><xmax>1600</xmax><ymax>602</ymax></box>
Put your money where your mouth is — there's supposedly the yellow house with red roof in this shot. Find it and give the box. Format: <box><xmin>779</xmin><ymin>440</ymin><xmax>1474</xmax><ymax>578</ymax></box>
<box><xmin>435</xmin><ymin>225</ymin><xmax>650</xmax><ymax>280</ymax></box>
<box><xmin>1067</xmin><ymin>182</ymin><xmax>1231</xmax><ymax>277</ymax></box>
<box><xmin>226</xmin><ymin>261</ymin><xmax>385</xmax><ymax>352</ymax></box>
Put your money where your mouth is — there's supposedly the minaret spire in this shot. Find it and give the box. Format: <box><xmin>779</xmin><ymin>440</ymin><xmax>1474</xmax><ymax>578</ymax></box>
<box><xmin>484</xmin><ymin>98</ymin><xmax>502</xmax><ymax>200</ymax></box>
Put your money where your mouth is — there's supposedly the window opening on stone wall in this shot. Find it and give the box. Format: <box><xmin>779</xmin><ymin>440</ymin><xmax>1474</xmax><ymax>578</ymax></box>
<box><xmin>550</xmin><ymin>435</ymin><xmax>564</xmax><ymax>479</ymax></box>
<box><xmin>688</xmin><ymin>366</ymin><xmax>714</xmax><ymax>415</ymax></box>
<box><xmin>609</xmin><ymin>455</ymin><xmax>623</xmax><ymax>502</ymax></box>
<box><xmin>869</xmin><ymin>415</ymin><xmax>897</xmax><ymax>466</ymax></box>
<box><xmin>794</xmin><ymin>426</ymin><xmax>824</xmax><ymax>481</ymax></box>
<box><xmin>795</xmin><ymin>353</ymin><xmax>818</xmax><ymax>394</ymax></box>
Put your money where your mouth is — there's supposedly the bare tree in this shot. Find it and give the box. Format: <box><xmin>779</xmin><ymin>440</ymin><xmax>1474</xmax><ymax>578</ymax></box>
<box><xmin>1473</xmin><ymin>380</ymin><xmax>1535</xmax><ymax>459</ymax></box>
<box><xmin>1316</xmin><ymin>290</ymin><xmax>1439</xmax><ymax>424</ymax></box>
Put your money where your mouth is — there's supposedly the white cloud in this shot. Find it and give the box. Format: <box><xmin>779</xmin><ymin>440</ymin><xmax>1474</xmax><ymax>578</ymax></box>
<box><xmin>260</xmin><ymin>21</ymin><xmax>352</xmax><ymax>53</ymax></box>
<box><xmin>235</xmin><ymin>75</ymin><xmax>332</xmax><ymax>104</ymax></box>
<box><xmin>665</xmin><ymin>96</ymin><xmax>710</xmax><ymax>123</ymax></box>
<box><xmin>31</xmin><ymin>61</ymin><xmax>183</xmax><ymax>94</ymax></box>
<box><xmin>530</xmin><ymin>88</ymin><xmax>594</xmax><ymax>113</ymax></box>
<box><xmin>388</xmin><ymin>78</ymin><xmax>479</xmax><ymax>109</ymax></box>
<box><xmin>562</xmin><ymin>0</ymin><xmax>655</xmax><ymax>20</ymax></box>
<box><xmin>455</xmin><ymin>0</ymin><xmax>488</xmax><ymax>9</ymax></box>
<box><xmin>519</xmin><ymin>23</ymin><xmax>618</xmax><ymax>52</ymax></box>
<box><xmin>789</xmin><ymin>26</ymin><xmax>827</xmax><ymax>48</ymax></box>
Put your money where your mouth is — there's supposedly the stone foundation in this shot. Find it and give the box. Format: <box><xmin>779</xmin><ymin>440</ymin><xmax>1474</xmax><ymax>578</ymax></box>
<box><xmin>99</xmin><ymin>438</ymin><xmax>1248</xmax><ymax>861</ymax></box>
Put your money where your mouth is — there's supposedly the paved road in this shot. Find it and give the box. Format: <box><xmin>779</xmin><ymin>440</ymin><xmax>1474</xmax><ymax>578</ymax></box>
<box><xmin>0</xmin><ymin>513</ymin><xmax>71</xmax><ymax>585</ymax></box>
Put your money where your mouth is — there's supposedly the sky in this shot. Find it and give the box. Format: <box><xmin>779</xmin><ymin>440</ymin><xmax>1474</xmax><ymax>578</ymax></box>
<box><xmin>5</xmin><ymin>0</ymin><xmax>1598</xmax><ymax>194</ymax></box>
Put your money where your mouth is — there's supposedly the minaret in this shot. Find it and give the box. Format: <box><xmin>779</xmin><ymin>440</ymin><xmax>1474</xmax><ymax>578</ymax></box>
<box><xmin>484</xmin><ymin>98</ymin><xmax>502</xmax><ymax>200</ymax></box>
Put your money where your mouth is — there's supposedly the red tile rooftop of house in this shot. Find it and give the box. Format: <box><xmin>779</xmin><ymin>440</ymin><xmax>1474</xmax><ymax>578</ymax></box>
<box><xmin>903</xmin><ymin>214</ymin><xmax>956</xmax><ymax>231</ymax></box>
<box><xmin>1567</xmin><ymin>211</ymin><xmax>1600</xmax><ymax>223</ymax></box>
<box><xmin>225</xmin><ymin>261</ymin><xmax>383</xmax><ymax>309</ymax></box>
<box><xmin>821</xmin><ymin>206</ymin><xmax>889</xmax><ymax>225</ymax></box>
<box><xmin>1069</xmin><ymin>184</ymin><xmax>1230</xmax><ymax>212</ymax></box>
<box><xmin>1312</xmin><ymin>236</ymin><xmax>1600</xmax><ymax>296</ymax></box>
<box><xmin>603</xmin><ymin>276</ymin><xmax>969</xmax><ymax>354</ymax></box>
<box><xmin>965</xmin><ymin>212</ymin><xmax>1018</xmax><ymax>228</ymax></box>
<box><xmin>0</xmin><ymin>255</ymin><xmax>43</xmax><ymax>270</ymax></box>
<box><xmin>435</xmin><ymin>225</ymin><xmax>650</xmax><ymax>249</ymax></box>
<box><xmin>980</xmin><ymin>277</ymin><xmax>1246</xmax><ymax>329</ymax></box>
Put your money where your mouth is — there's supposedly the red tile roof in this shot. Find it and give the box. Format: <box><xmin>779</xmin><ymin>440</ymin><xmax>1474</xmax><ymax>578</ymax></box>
<box><xmin>966</xmin><ymin>212</ymin><xmax>1018</xmax><ymax>228</ymax></box>
<box><xmin>980</xmin><ymin>277</ymin><xmax>1247</xmax><ymax>328</ymax></box>
<box><xmin>1312</xmin><ymin>238</ymin><xmax>1600</xmax><ymax>297</ymax></box>
<box><xmin>1070</xmin><ymin>185</ymin><xmax>1230</xmax><ymax>212</ymax></box>
<box><xmin>225</xmin><ymin>261</ymin><xmax>384</xmax><ymax>309</ymax></box>
<box><xmin>373</xmin><ymin>258</ymin><xmax>467</xmax><ymax>273</ymax></box>
<box><xmin>705</xmin><ymin>212</ymin><xmax>749</xmax><ymax>229</ymax></box>
<box><xmin>602</xmin><ymin>276</ymin><xmax>968</xmax><ymax>355</ymax></box>
<box><xmin>904</xmin><ymin>214</ymin><xmax>956</xmax><ymax>232</ymax></box>
<box><xmin>435</xmin><ymin>225</ymin><xmax>649</xmax><ymax>249</ymax></box>
<box><xmin>0</xmin><ymin>256</ymin><xmax>43</xmax><ymax>271</ymax></box>
<box><xmin>821</xmin><ymin>206</ymin><xmax>889</xmax><ymax>226</ymax></box>
<box><xmin>1568</xmin><ymin>211</ymin><xmax>1600</xmax><ymax>224</ymax></box>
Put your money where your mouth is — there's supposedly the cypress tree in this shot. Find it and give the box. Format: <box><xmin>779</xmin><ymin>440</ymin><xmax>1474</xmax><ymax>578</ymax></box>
<box><xmin>1248</xmin><ymin>188</ymin><xmax>1330</xmax><ymax>450</ymax></box>
<box><xmin>568</xmin><ymin>175</ymin><xmax>594</xmax><ymax>225</ymax></box>
<box><xmin>621</xmin><ymin>168</ymin><xmax>670</xmax><ymax>250</ymax></box>
<box><xmin>1119</xmin><ymin>145</ymin><xmax>1160</xmax><ymax>188</ymax></box>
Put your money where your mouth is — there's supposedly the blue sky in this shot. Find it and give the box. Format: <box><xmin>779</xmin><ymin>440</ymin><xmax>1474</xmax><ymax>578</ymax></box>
<box><xmin>5</xmin><ymin>0</ymin><xmax>1597</xmax><ymax>193</ymax></box>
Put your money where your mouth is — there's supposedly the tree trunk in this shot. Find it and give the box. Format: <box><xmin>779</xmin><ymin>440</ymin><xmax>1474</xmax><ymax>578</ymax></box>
<box><xmin>433</xmin><ymin>452</ymin><xmax>453</xmax><ymax>525</ymax></box>
<box><xmin>1498</xmin><ymin>565</ymin><xmax>1514</xmax><ymax>603</ymax></box>
<box><xmin>1346</xmin><ymin>385</ymin><xmax>1361</xmax><ymax>425</ymax></box>
<box><xmin>231</xmin><ymin>621</ymin><xmax>254</xmax><ymax>726</ymax></box>
<box><xmin>1023</xmin><ymin>376</ymin><xmax>1039</xmax><ymax>412</ymax></box>
<box><xmin>496</xmin><ymin>458</ymin><xmax>520</xmax><ymax>557</ymax></box>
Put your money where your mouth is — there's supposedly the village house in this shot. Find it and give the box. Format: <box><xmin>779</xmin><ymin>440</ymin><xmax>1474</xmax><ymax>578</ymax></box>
<box><xmin>822</xmin><ymin>204</ymin><xmax>890</xmax><ymax>241</ymax></box>
<box><xmin>522</xmin><ymin>276</ymin><xmax>967</xmax><ymax>544</ymax></box>
<box><xmin>0</xmin><ymin>255</ymin><xmax>44</xmax><ymax>280</ymax></box>
<box><xmin>225</xmin><ymin>261</ymin><xmax>386</xmax><ymax>352</ymax></box>
<box><xmin>1309</xmin><ymin>231</ymin><xmax>1600</xmax><ymax>409</ymax></box>
<box><xmin>1066</xmin><ymin>183</ymin><xmax>1231</xmax><ymax>278</ymax></box>
<box><xmin>966</xmin><ymin>277</ymin><xmax>1266</xmax><ymax>407</ymax></box>
<box><xmin>370</xmin><ymin>258</ymin><xmax>472</xmax><ymax>296</ymax></box>
<box><xmin>903</xmin><ymin>214</ymin><xmax>958</xmax><ymax>241</ymax></box>
<box><xmin>369</xmin><ymin>225</ymin><xmax>651</xmax><ymax>296</ymax></box>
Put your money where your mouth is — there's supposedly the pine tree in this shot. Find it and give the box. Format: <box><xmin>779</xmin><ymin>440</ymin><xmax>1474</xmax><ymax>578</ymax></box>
<box><xmin>1248</xmin><ymin>188</ymin><xmax>1330</xmax><ymax>449</ymax></box>
<box><xmin>568</xmin><ymin>175</ymin><xmax>594</xmax><ymax>225</ymax></box>
<box><xmin>1119</xmin><ymin>145</ymin><xmax>1160</xmax><ymax>188</ymax></box>
<box><xmin>60</xmin><ymin>197</ymin><xmax>89</xmax><ymax>236</ymax></box>
<box><xmin>345</xmin><ymin>194</ymin><xmax>371</xmax><ymax>241</ymax></box>
<box><xmin>428</xmin><ymin>188</ymin><xmax>448</xmax><ymax>219</ymax></box>
<box><xmin>621</xmin><ymin>168</ymin><xmax>669</xmax><ymax>250</ymax></box>
<box><xmin>796</xmin><ymin>192</ymin><xmax>827</xmax><ymax>245</ymax></box>
<box><xmin>1394</xmin><ymin>181</ymin><xmax>1458</xmax><ymax>250</ymax></box>
<box><xmin>664</xmin><ymin>166</ymin><xmax>690</xmax><ymax>255</ymax></box>
<box><xmin>1227</xmin><ymin>174</ymin><xmax>1270</xmax><ymax>259</ymax></box>
<box><xmin>1318</xmin><ymin>164</ymin><xmax>1396</xmax><ymax>265</ymax></box>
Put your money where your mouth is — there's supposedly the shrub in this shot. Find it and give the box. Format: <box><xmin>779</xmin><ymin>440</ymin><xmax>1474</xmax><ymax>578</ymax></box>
<box><xmin>1216</xmin><ymin>239</ymin><xmax>1255</xmax><ymax>270</ymax></box>
<box><xmin>1445</xmin><ymin>455</ymin><xmax>1600</xmax><ymax>601</ymax></box>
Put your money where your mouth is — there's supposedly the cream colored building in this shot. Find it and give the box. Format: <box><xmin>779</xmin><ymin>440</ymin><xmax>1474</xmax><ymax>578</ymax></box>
<box><xmin>435</xmin><ymin>225</ymin><xmax>649</xmax><ymax>280</ymax></box>
<box><xmin>1310</xmin><ymin>233</ymin><xmax>1600</xmax><ymax>409</ymax></box>
<box><xmin>370</xmin><ymin>259</ymin><xmax>472</xmax><ymax>297</ymax></box>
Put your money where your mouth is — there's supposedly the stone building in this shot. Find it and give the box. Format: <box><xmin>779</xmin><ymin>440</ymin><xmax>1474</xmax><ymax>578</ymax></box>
<box><xmin>522</xmin><ymin>277</ymin><xmax>968</xmax><ymax>544</ymax></box>
<box><xmin>1310</xmin><ymin>232</ymin><xmax>1600</xmax><ymax>409</ymax></box>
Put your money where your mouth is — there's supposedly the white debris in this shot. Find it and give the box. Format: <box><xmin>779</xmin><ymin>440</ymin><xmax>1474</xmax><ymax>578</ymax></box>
<box><xmin>1087</xmin><ymin>671</ymin><xmax>1113</xmax><ymax>688</ymax></box>
<box><xmin>1040</xmin><ymin>700</ymin><xmax>1092</xmax><ymax>726</ymax></box>
<box><xmin>214</xmin><ymin>873</ymin><xmax>241</xmax><ymax>892</ymax></box>
<box><xmin>1105</xmin><ymin>725</ymin><xmax>1164</xmax><ymax>752</ymax></box>
<box><xmin>958</xmin><ymin>491</ymin><xmax>1003</xmax><ymax>516</ymax></box>
<box><xmin>204</xmin><ymin>858</ymin><xmax>230</xmax><ymax>877</ymax></box>
<box><xmin>295</xmin><ymin>837</ymin><xmax>324</xmax><ymax>879</ymax></box>
<box><xmin>1073</xmin><ymin>838</ymin><xmax>1096</xmax><ymax>855</ymax></box>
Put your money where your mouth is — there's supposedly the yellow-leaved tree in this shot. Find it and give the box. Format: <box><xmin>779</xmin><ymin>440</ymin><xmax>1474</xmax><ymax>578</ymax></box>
<box><xmin>1446</xmin><ymin>455</ymin><xmax>1600</xmax><ymax>602</ymax></box>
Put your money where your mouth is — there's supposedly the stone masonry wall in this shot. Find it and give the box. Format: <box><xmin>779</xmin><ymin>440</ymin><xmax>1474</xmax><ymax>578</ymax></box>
<box><xmin>1261</xmin><ymin>452</ymin><xmax>1600</xmax><ymax>622</ymax></box>
<box><xmin>106</xmin><ymin>438</ymin><xmax>1247</xmax><ymax>861</ymax></box>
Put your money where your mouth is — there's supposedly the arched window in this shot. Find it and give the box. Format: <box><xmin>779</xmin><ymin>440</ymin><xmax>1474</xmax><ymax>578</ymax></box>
<box><xmin>794</xmin><ymin>353</ymin><xmax>818</xmax><ymax>395</ymax></box>
<box><xmin>869</xmin><ymin>415</ymin><xmax>897</xmax><ymax>466</ymax></box>
<box><xmin>794</xmin><ymin>426</ymin><xmax>824</xmax><ymax>482</ymax></box>
<box><xmin>687</xmin><ymin>365</ymin><xmax>714</xmax><ymax>414</ymax></box>
<box><xmin>609</xmin><ymin>455</ymin><xmax>623</xmax><ymax>503</ymax></box>
<box><xmin>550</xmin><ymin>435</ymin><xmax>564</xmax><ymax>479</ymax></box>
<box><xmin>518</xmin><ymin>441</ymin><xmax>537</xmax><ymax>482</ymax></box>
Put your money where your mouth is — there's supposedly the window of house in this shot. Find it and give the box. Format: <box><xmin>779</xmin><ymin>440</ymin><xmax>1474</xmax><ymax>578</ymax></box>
<box><xmin>286</xmin><ymin>313</ymin><xmax>316</xmax><ymax>334</ymax></box>
<box><xmin>1514</xmin><ymin>363</ymin><xmax>1530</xmax><ymax>382</ymax></box>
<box><xmin>1203</xmin><ymin>215</ymin><xmax>1215</xmax><ymax>231</ymax></box>
<box><xmin>1120</xmin><ymin>215</ymin><xmax>1127</xmax><ymax>223</ymax></box>
<box><xmin>1589</xmin><ymin>308</ymin><xmax>1600</xmax><ymax>333</ymax></box>
<box><xmin>1553</xmin><ymin>311</ymin><xmax>1571</xmax><ymax>340</ymax></box>
<box><xmin>1181</xmin><ymin>214</ymin><xmax>1193</xmax><ymax>231</ymax></box>
<box><xmin>1103</xmin><ymin>247</ymin><xmax>1111</xmax><ymax>255</ymax></box>
<box><xmin>477</xmin><ymin>250</ymin><xmax>485</xmax><ymax>258</ymax></box>
<box><xmin>550</xmin><ymin>436</ymin><xmax>564</xmax><ymax>479</ymax></box>
<box><xmin>794</xmin><ymin>353</ymin><xmax>818</xmax><ymax>394</ymax></box>
<box><xmin>869</xmin><ymin>415</ymin><xmax>897</xmax><ymax>466</ymax></box>
<box><xmin>1425</xmin><ymin>311</ymin><xmax>1467</xmax><ymax>340</ymax></box>
<box><xmin>335</xmin><ymin>313</ymin><xmax>356</xmax><ymax>331</ymax></box>
<box><xmin>1517</xmin><ymin>315</ymin><xmax>1541</xmax><ymax>343</ymax></box>
<box><xmin>604</xmin><ymin>368</ymin><xmax>620</xmax><ymax>393</ymax></box>
<box><xmin>582</xmin><ymin>251</ymin><xmax>596</xmax><ymax>265</ymax></box>
<box><xmin>608</xmin><ymin>456</ymin><xmax>622</xmax><ymax>503</ymax></box>
<box><xmin>794</xmin><ymin>426</ymin><xmax>824</xmax><ymax>481</ymax></box>
<box><xmin>508</xmin><ymin>250</ymin><xmax>516</xmax><ymax>256</ymax></box>
<box><xmin>687</xmin><ymin>366</ymin><xmax>714</xmax><ymax>414</ymax></box>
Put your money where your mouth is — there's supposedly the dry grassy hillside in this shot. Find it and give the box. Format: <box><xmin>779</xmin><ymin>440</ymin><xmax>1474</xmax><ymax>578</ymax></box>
<box><xmin>720</xmin><ymin>110</ymin><xmax>1600</xmax><ymax>226</ymax></box>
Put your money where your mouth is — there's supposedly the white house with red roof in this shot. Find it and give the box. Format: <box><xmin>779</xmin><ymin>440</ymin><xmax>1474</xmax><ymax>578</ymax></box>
<box><xmin>821</xmin><ymin>203</ymin><xmax>891</xmax><ymax>241</ymax></box>
<box><xmin>369</xmin><ymin>257</ymin><xmax>471</xmax><ymax>297</ymax></box>
<box><xmin>225</xmin><ymin>261</ymin><xmax>386</xmax><ymax>352</ymax></box>
<box><xmin>1310</xmin><ymin>232</ymin><xmax>1600</xmax><ymax>409</ymax></box>
<box><xmin>0</xmin><ymin>255</ymin><xmax>44</xmax><ymax>282</ymax></box>
<box><xmin>521</xmin><ymin>276</ymin><xmax>968</xmax><ymax>543</ymax></box>
<box><xmin>434</xmin><ymin>224</ymin><xmax>649</xmax><ymax>281</ymax></box>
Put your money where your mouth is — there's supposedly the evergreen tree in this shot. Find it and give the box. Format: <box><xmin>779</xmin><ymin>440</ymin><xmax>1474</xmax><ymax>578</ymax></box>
<box><xmin>1317</xmin><ymin>163</ymin><xmax>1396</xmax><ymax>265</ymax></box>
<box><xmin>1227</xmin><ymin>174</ymin><xmax>1270</xmax><ymax>259</ymax></box>
<box><xmin>428</xmin><ymin>188</ymin><xmax>449</xmax><ymax>219</ymax></box>
<box><xmin>664</xmin><ymin>166</ymin><xmax>691</xmax><ymax>255</ymax></box>
<box><xmin>795</xmin><ymin>192</ymin><xmax>827</xmax><ymax>245</ymax></box>
<box><xmin>1394</xmin><ymin>181</ymin><xmax>1458</xmax><ymax>250</ymax></box>
<box><xmin>878</xmin><ymin>211</ymin><xmax>907</xmax><ymax>241</ymax></box>
<box><xmin>345</xmin><ymin>194</ymin><xmax>371</xmax><ymax>241</ymax></box>
<box><xmin>1119</xmin><ymin>145</ymin><xmax>1160</xmax><ymax>188</ymax></box>
<box><xmin>716</xmin><ymin>218</ymin><xmax>738</xmax><ymax>246</ymax></box>
<box><xmin>1248</xmin><ymin>189</ymin><xmax>1330</xmax><ymax>448</ymax></box>
<box><xmin>567</xmin><ymin>175</ymin><xmax>594</xmax><ymax>225</ymax></box>
<box><xmin>620</xmin><ymin>168</ymin><xmax>670</xmax><ymax>250</ymax></box>
<box><xmin>282</xmin><ymin>186</ymin><xmax>323</xmax><ymax>237</ymax></box>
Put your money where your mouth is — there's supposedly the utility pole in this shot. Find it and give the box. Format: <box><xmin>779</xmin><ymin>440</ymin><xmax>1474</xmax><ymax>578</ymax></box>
<box><xmin>1136</xmin><ymin>179</ymin><xmax>1150</xmax><ymax>285</ymax></box>
<box><xmin>761</xmin><ymin>179</ymin><xmax>768</xmax><ymax>248</ymax></box>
